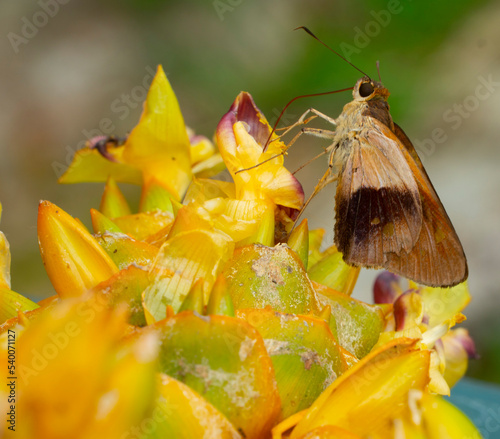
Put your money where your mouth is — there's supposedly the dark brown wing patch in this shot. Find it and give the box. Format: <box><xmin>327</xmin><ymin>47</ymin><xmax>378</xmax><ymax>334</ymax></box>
<box><xmin>334</xmin><ymin>119</ymin><xmax>467</xmax><ymax>287</ymax></box>
<box><xmin>334</xmin><ymin>126</ymin><xmax>422</xmax><ymax>268</ymax></box>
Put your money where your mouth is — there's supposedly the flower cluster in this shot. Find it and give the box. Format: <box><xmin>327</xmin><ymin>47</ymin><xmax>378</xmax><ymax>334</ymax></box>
<box><xmin>0</xmin><ymin>66</ymin><xmax>480</xmax><ymax>438</ymax></box>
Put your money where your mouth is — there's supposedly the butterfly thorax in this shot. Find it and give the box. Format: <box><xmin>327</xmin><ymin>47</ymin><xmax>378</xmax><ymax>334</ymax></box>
<box><xmin>332</xmin><ymin>80</ymin><xmax>394</xmax><ymax>167</ymax></box>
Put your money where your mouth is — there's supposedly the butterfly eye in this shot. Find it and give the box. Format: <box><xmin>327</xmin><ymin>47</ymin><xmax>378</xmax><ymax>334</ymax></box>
<box><xmin>359</xmin><ymin>82</ymin><xmax>375</xmax><ymax>97</ymax></box>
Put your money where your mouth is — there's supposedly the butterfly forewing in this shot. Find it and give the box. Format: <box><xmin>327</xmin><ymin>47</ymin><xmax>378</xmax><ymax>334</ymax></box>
<box><xmin>335</xmin><ymin>115</ymin><xmax>467</xmax><ymax>287</ymax></box>
<box><xmin>334</xmin><ymin>124</ymin><xmax>422</xmax><ymax>268</ymax></box>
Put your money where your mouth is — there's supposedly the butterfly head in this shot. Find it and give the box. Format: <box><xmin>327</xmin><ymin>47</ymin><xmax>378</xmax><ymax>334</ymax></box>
<box><xmin>353</xmin><ymin>77</ymin><xmax>390</xmax><ymax>102</ymax></box>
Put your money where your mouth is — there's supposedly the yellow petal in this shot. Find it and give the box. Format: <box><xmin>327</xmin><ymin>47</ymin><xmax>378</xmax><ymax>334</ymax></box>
<box><xmin>441</xmin><ymin>328</ymin><xmax>475</xmax><ymax>388</ymax></box>
<box><xmin>143</xmin><ymin>229</ymin><xmax>234</xmax><ymax>320</ymax></box>
<box><xmin>99</xmin><ymin>177</ymin><xmax>132</xmax><ymax>218</ymax></box>
<box><xmin>122</xmin><ymin>65</ymin><xmax>192</xmax><ymax>201</ymax></box>
<box><xmin>280</xmin><ymin>339</ymin><xmax>430</xmax><ymax>438</ymax></box>
<box><xmin>189</xmin><ymin>132</ymin><xmax>217</xmax><ymax>164</ymax></box>
<box><xmin>94</xmin><ymin>232</ymin><xmax>158</xmax><ymax>270</ymax></box>
<box><xmin>184</xmin><ymin>177</ymin><xmax>236</xmax><ymax>205</ymax></box>
<box><xmin>59</xmin><ymin>66</ymin><xmax>193</xmax><ymax>199</ymax></box>
<box><xmin>154</xmin><ymin>373</ymin><xmax>243</xmax><ymax>438</ymax></box>
<box><xmin>0</xmin><ymin>288</ymin><xmax>39</xmax><ymax>323</ymax></box>
<box><xmin>8</xmin><ymin>297</ymin><xmax>160</xmax><ymax>439</ymax></box>
<box><xmin>421</xmin><ymin>393</ymin><xmax>482</xmax><ymax>439</ymax></box>
<box><xmin>169</xmin><ymin>198</ymin><xmax>273</xmax><ymax>245</ymax></box>
<box><xmin>287</xmin><ymin>219</ymin><xmax>309</xmax><ymax>269</ymax></box>
<box><xmin>228</xmin><ymin>198</ymin><xmax>275</xmax><ymax>246</ymax></box>
<box><xmin>428</xmin><ymin>349</ymin><xmax>450</xmax><ymax>395</ymax></box>
<box><xmin>308</xmin><ymin>246</ymin><xmax>360</xmax><ymax>296</ymax></box>
<box><xmin>112</xmin><ymin>210</ymin><xmax>174</xmax><ymax>241</ymax></box>
<box><xmin>139</xmin><ymin>176</ymin><xmax>174</xmax><ymax>213</ymax></box>
<box><xmin>297</xmin><ymin>425</ymin><xmax>363</xmax><ymax>439</ymax></box>
<box><xmin>308</xmin><ymin>229</ymin><xmax>326</xmax><ymax>268</ymax></box>
<box><xmin>420</xmin><ymin>281</ymin><xmax>471</xmax><ymax>327</ymax></box>
<box><xmin>192</xmin><ymin>153</ymin><xmax>226</xmax><ymax>178</ymax></box>
<box><xmin>216</xmin><ymin>92</ymin><xmax>304</xmax><ymax>209</ymax></box>
<box><xmin>90</xmin><ymin>208</ymin><xmax>122</xmax><ymax>234</ymax></box>
<box><xmin>37</xmin><ymin>201</ymin><xmax>118</xmax><ymax>298</ymax></box>
<box><xmin>58</xmin><ymin>146</ymin><xmax>142</xmax><ymax>184</ymax></box>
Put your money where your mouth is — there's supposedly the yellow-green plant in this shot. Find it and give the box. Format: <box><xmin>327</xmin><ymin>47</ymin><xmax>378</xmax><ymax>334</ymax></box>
<box><xmin>0</xmin><ymin>66</ymin><xmax>480</xmax><ymax>439</ymax></box>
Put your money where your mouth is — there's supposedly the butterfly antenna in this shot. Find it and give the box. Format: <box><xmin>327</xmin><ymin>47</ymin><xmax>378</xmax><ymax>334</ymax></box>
<box><xmin>376</xmin><ymin>60</ymin><xmax>382</xmax><ymax>82</ymax></box>
<box><xmin>295</xmin><ymin>26</ymin><xmax>371</xmax><ymax>79</ymax></box>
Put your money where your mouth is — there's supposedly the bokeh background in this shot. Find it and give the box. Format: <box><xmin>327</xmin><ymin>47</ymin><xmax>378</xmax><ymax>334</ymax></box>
<box><xmin>1</xmin><ymin>0</ymin><xmax>499</xmax><ymax>383</ymax></box>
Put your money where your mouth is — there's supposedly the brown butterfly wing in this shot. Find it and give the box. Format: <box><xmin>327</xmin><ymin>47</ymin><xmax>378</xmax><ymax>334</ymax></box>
<box><xmin>335</xmin><ymin>119</ymin><xmax>467</xmax><ymax>287</ymax></box>
<box><xmin>334</xmin><ymin>123</ymin><xmax>423</xmax><ymax>268</ymax></box>
<box><xmin>391</xmin><ymin>123</ymin><xmax>468</xmax><ymax>286</ymax></box>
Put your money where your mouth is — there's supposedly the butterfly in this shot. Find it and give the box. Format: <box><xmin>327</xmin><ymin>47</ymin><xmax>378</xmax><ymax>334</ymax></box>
<box><xmin>275</xmin><ymin>27</ymin><xmax>468</xmax><ymax>288</ymax></box>
<box><xmin>324</xmin><ymin>76</ymin><xmax>468</xmax><ymax>287</ymax></box>
<box><xmin>236</xmin><ymin>28</ymin><xmax>468</xmax><ymax>287</ymax></box>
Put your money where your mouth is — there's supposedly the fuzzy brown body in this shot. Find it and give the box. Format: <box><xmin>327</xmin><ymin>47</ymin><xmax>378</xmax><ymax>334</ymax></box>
<box><xmin>327</xmin><ymin>77</ymin><xmax>467</xmax><ymax>287</ymax></box>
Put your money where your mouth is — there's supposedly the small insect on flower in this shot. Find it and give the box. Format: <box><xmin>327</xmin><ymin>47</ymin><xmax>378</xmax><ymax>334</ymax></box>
<box><xmin>279</xmin><ymin>27</ymin><xmax>468</xmax><ymax>288</ymax></box>
<box><xmin>87</xmin><ymin>135</ymin><xmax>127</xmax><ymax>162</ymax></box>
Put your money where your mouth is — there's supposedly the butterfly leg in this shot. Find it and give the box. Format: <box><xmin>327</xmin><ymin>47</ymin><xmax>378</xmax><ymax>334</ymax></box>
<box><xmin>307</xmin><ymin>108</ymin><xmax>337</xmax><ymax>126</ymax></box>
<box><xmin>293</xmin><ymin>159</ymin><xmax>338</xmax><ymax>226</ymax></box>
<box><xmin>282</xmin><ymin>126</ymin><xmax>336</xmax><ymax>159</ymax></box>
<box><xmin>236</xmin><ymin>110</ymin><xmax>336</xmax><ymax>174</ymax></box>
<box><xmin>235</xmin><ymin>116</ymin><xmax>332</xmax><ymax>174</ymax></box>
<box><xmin>274</xmin><ymin>110</ymin><xmax>317</xmax><ymax>136</ymax></box>
<box><xmin>289</xmin><ymin>128</ymin><xmax>336</xmax><ymax>175</ymax></box>
<box><xmin>274</xmin><ymin>106</ymin><xmax>336</xmax><ymax>137</ymax></box>
<box><xmin>301</xmin><ymin>126</ymin><xmax>336</xmax><ymax>139</ymax></box>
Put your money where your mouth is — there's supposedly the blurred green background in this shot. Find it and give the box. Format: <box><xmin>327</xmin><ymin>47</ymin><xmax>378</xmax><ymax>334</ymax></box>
<box><xmin>1</xmin><ymin>0</ymin><xmax>499</xmax><ymax>383</ymax></box>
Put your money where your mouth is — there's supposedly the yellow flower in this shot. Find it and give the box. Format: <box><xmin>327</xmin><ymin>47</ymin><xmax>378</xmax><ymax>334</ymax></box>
<box><xmin>372</xmin><ymin>272</ymin><xmax>473</xmax><ymax>395</ymax></box>
<box><xmin>216</xmin><ymin>91</ymin><xmax>304</xmax><ymax>210</ymax></box>
<box><xmin>0</xmin><ymin>66</ymin><xmax>481</xmax><ymax>439</ymax></box>
<box><xmin>0</xmin><ymin>296</ymin><xmax>159</xmax><ymax>439</ymax></box>
<box><xmin>37</xmin><ymin>200</ymin><xmax>118</xmax><ymax>298</ymax></box>
<box><xmin>273</xmin><ymin>339</ymin><xmax>431</xmax><ymax>438</ymax></box>
<box><xmin>59</xmin><ymin>66</ymin><xmax>222</xmax><ymax>203</ymax></box>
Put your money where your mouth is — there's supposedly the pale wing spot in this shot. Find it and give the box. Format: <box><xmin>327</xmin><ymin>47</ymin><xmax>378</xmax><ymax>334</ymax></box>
<box><xmin>383</xmin><ymin>222</ymin><xmax>395</xmax><ymax>237</ymax></box>
<box><xmin>434</xmin><ymin>228</ymin><xmax>446</xmax><ymax>244</ymax></box>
